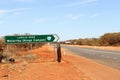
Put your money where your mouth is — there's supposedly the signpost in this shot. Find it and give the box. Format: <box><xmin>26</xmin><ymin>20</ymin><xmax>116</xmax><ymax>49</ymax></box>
<box><xmin>5</xmin><ymin>34</ymin><xmax>61</xmax><ymax>64</ymax></box>
<box><xmin>4</xmin><ymin>35</ymin><xmax>60</xmax><ymax>78</ymax></box>
<box><xmin>5</xmin><ymin>34</ymin><xmax>59</xmax><ymax>44</ymax></box>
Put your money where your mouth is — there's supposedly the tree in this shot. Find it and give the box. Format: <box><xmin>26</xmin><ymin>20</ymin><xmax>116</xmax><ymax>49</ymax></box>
<box><xmin>99</xmin><ymin>32</ymin><xmax>120</xmax><ymax>46</ymax></box>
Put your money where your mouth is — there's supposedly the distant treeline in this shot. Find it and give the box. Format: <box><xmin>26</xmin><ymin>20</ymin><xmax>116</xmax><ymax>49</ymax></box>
<box><xmin>63</xmin><ymin>32</ymin><xmax>120</xmax><ymax>46</ymax></box>
<box><xmin>0</xmin><ymin>33</ymin><xmax>44</xmax><ymax>51</ymax></box>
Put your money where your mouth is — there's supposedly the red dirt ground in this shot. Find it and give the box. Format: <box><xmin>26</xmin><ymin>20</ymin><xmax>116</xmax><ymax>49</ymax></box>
<box><xmin>0</xmin><ymin>45</ymin><xmax>120</xmax><ymax>80</ymax></box>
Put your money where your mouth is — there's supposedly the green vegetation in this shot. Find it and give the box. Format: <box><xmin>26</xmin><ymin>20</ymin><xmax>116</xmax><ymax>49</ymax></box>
<box><xmin>64</xmin><ymin>32</ymin><xmax>120</xmax><ymax>46</ymax></box>
<box><xmin>99</xmin><ymin>32</ymin><xmax>120</xmax><ymax>46</ymax></box>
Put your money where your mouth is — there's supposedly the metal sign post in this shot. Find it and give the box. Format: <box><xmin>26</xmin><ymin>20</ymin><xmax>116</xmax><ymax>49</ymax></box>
<box><xmin>54</xmin><ymin>43</ymin><xmax>57</xmax><ymax>62</ymax></box>
<box><xmin>6</xmin><ymin>45</ymin><xmax>9</xmax><ymax>62</ymax></box>
<box><xmin>56</xmin><ymin>43</ymin><xmax>62</xmax><ymax>62</ymax></box>
<box><xmin>4</xmin><ymin>45</ymin><xmax>9</xmax><ymax>78</ymax></box>
<box><xmin>30</xmin><ymin>44</ymin><xmax>33</xmax><ymax>60</ymax></box>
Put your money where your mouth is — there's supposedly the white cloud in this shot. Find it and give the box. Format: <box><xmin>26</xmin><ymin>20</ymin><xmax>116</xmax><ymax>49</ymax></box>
<box><xmin>0</xmin><ymin>0</ymin><xmax>32</xmax><ymax>4</ymax></box>
<box><xmin>0</xmin><ymin>10</ymin><xmax>6</xmax><ymax>14</ymax></box>
<box><xmin>7</xmin><ymin>8</ymin><xmax>30</xmax><ymax>13</ymax></box>
<box><xmin>83</xmin><ymin>0</ymin><xmax>98</xmax><ymax>4</ymax></box>
<box><xmin>12</xmin><ymin>0</ymin><xmax>32</xmax><ymax>2</ymax></box>
<box><xmin>65</xmin><ymin>14</ymin><xmax>83</xmax><ymax>20</ymax></box>
<box><xmin>91</xmin><ymin>13</ymin><xmax>99</xmax><ymax>17</ymax></box>
<box><xmin>0</xmin><ymin>8</ymin><xmax>30</xmax><ymax>14</ymax></box>
<box><xmin>13</xmin><ymin>12</ymin><xmax>23</xmax><ymax>16</ymax></box>
<box><xmin>61</xmin><ymin>0</ymin><xmax>98</xmax><ymax>7</ymax></box>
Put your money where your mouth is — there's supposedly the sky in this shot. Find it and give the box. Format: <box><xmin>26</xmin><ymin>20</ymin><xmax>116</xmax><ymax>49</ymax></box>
<box><xmin>0</xmin><ymin>0</ymin><xmax>120</xmax><ymax>41</ymax></box>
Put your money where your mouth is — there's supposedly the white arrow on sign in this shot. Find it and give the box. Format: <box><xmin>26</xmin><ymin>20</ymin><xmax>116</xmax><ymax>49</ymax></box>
<box><xmin>53</xmin><ymin>34</ymin><xmax>59</xmax><ymax>42</ymax></box>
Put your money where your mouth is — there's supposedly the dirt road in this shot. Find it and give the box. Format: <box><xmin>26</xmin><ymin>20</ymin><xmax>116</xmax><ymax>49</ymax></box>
<box><xmin>0</xmin><ymin>45</ymin><xmax>120</xmax><ymax>80</ymax></box>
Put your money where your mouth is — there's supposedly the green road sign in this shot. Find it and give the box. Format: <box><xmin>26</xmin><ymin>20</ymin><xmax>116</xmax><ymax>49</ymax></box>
<box><xmin>5</xmin><ymin>34</ymin><xmax>59</xmax><ymax>44</ymax></box>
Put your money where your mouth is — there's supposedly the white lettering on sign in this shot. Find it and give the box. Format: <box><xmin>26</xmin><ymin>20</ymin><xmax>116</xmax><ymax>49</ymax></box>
<box><xmin>7</xmin><ymin>40</ymin><xmax>21</xmax><ymax>43</ymax></box>
<box><xmin>22</xmin><ymin>39</ymin><xmax>32</xmax><ymax>42</ymax></box>
<box><xmin>17</xmin><ymin>36</ymin><xmax>27</xmax><ymax>39</ymax></box>
<box><xmin>33</xmin><ymin>39</ymin><xmax>46</xmax><ymax>42</ymax></box>
<box><xmin>28</xmin><ymin>36</ymin><xmax>35</xmax><ymax>39</ymax></box>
